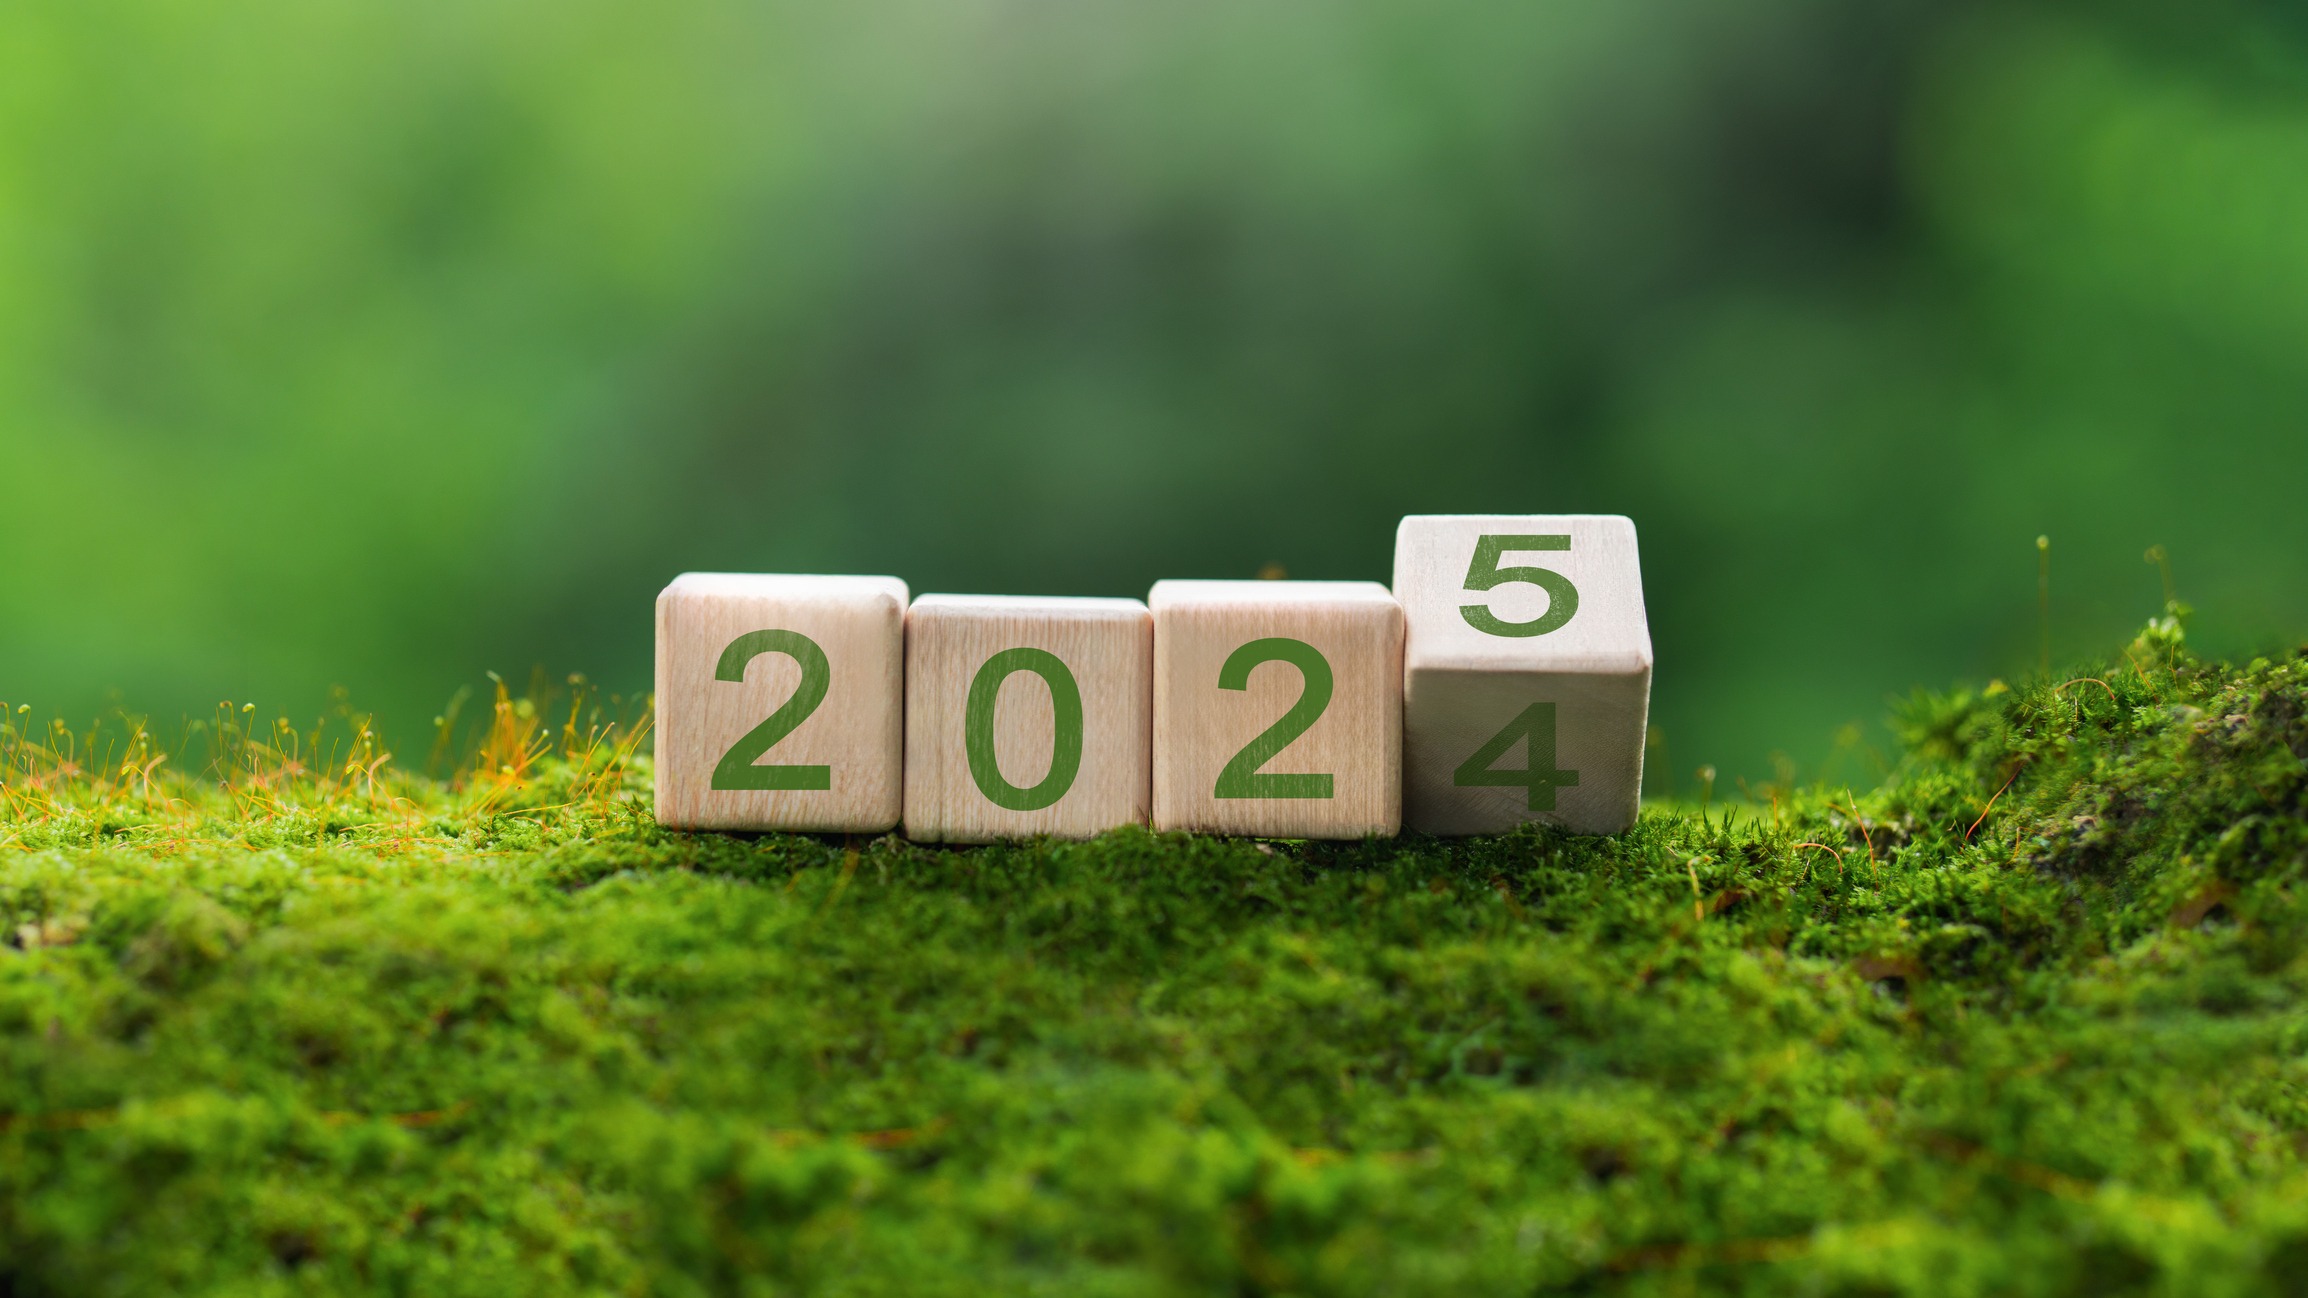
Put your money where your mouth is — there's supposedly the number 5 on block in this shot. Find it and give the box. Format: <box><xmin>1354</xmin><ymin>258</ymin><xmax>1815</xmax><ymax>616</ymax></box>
<box><xmin>1394</xmin><ymin>515</ymin><xmax>1652</xmax><ymax>835</ymax></box>
<box><xmin>1149</xmin><ymin>580</ymin><xmax>1402</xmax><ymax>839</ymax></box>
<box><xmin>654</xmin><ymin>573</ymin><xmax>906</xmax><ymax>832</ymax></box>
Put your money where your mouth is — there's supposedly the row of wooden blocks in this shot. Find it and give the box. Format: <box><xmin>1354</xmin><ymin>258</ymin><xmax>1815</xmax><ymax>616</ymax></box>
<box><xmin>654</xmin><ymin>515</ymin><xmax>1652</xmax><ymax>840</ymax></box>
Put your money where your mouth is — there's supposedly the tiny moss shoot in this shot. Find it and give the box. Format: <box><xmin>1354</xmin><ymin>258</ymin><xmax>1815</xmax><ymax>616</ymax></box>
<box><xmin>0</xmin><ymin>624</ymin><xmax>2304</xmax><ymax>1295</ymax></box>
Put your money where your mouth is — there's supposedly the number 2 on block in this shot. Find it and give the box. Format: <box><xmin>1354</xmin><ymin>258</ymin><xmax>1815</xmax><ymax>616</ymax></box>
<box><xmin>1461</xmin><ymin>534</ymin><xmax>1578</xmax><ymax>637</ymax></box>
<box><xmin>710</xmin><ymin>629</ymin><xmax>832</xmax><ymax>791</ymax></box>
<box><xmin>1453</xmin><ymin>702</ymin><xmax>1578</xmax><ymax>811</ymax></box>
<box><xmin>1213</xmin><ymin>637</ymin><xmax>1334</xmax><ymax>799</ymax></box>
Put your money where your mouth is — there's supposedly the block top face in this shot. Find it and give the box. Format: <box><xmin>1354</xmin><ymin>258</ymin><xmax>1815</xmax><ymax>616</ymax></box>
<box><xmin>1149</xmin><ymin>580</ymin><xmax>1397</xmax><ymax>612</ymax></box>
<box><xmin>912</xmin><ymin>594</ymin><xmax>1148</xmax><ymax>622</ymax></box>
<box><xmin>660</xmin><ymin>572</ymin><xmax>908</xmax><ymax>609</ymax></box>
<box><xmin>1394</xmin><ymin>515</ymin><xmax>1650</xmax><ymax>674</ymax></box>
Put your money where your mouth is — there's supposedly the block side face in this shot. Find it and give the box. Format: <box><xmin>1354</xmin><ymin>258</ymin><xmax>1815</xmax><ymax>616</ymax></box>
<box><xmin>1394</xmin><ymin>516</ymin><xmax>1648</xmax><ymax>674</ymax></box>
<box><xmin>1402</xmin><ymin>663</ymin><xmax>1649</xmax><ymax>836</ymax></box>
<box><xmin>904</xmin><ymin>607</ymin><xmax>1152</xmax><ymax>843</ymax></box>
<box><xmin>653</xmin><ymin>591</ymin><xmax>676</xmax><ymax>825</ymax></box>
<box><xmin>655</xmin><ymin>586</ymin><xmax>904</xmax><ymax>832</ymax></box>
<box><xmin>1151</xmin><ymin>597</ymin><xmax>1402</xmax><ymax>839</ymax></box>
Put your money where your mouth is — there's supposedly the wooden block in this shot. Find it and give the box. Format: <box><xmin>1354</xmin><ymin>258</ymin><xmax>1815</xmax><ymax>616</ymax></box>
<box><xmin>902</xmin><ymin>595</ymin><xmax>1153</xmax><ymax>843</ymax></box>
<box><xmin>1393</xmin><ymin>515</ymin><xmax>1652</xmax><ymax>835</ymax></box>
<box><xmin>1149</xmin><ymin>580</ymin><xmax>1402</xmax><ymax>839</ymax></box>
<box><xmin>653</xmin><ymin>572</ymin><xmax>906</xmax><ymax>832</ymax></box>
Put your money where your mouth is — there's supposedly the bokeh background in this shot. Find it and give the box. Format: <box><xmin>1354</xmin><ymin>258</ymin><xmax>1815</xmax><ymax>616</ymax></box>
<box><xmin>5</xmin><ymin>0</ymin><xmax>2306</xmax><ymax>789</ymax></box>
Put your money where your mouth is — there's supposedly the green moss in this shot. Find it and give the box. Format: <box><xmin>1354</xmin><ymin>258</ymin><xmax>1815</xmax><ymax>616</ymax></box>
<box><xmin>0</xmin><ymin>626</ymin><xmax>2303</xmax><ymax>1295</ymax></box>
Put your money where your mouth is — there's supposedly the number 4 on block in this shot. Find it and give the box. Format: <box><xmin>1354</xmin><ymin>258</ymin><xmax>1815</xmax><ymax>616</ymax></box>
<box><xmin>1394</xmin><ymin>516</ymin><xmax>1652</xmax><ymax>835</ymax></box>
<box><xmin>1149</xmin><ymin>580</ymin><xmax>1402</xmax><ymax>839</ymax></box>
<box><xmin>654</xmin><ymin>573</ymin><xmax>907</xmax><ymax>832</ymax></box>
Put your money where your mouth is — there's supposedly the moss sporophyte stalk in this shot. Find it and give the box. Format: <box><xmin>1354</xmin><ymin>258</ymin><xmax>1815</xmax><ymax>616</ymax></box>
<box><xmin>1</xmin><ymin>623</ymin><xmax>2305</xmax><ymax>1294</ymax></box>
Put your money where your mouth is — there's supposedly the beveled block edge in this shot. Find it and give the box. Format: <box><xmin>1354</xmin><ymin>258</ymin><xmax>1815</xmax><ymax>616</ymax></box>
<box><xmin>1405</xmin><ymin>645</ymin><xmax>1655</xmax><ymax>676</ymax></box>
<box><xmin>659</xmin><ymin>572</ymin><xmax>910</xmax><ymax>609</ymax></box>
<box><xmin>910</xmin><ymin>593</ymin><xmax>1149</xmax><ymax>621</ymax></box>
<box><xmin>1147</xmin><ymin>579</ymin><xmax>1399</xmax><ymax>611</ymax></box>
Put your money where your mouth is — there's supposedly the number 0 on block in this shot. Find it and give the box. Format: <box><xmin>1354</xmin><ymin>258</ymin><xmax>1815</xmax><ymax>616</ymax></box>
<box><xmin>964</xmin><ymin>647</ymin><xmax>1085</xmax><ymax>812</ymax></box>
<box><xmin>903</xmin><ymin>595</ymin><xmax>1152</xmax><ymax>844</ymax></box>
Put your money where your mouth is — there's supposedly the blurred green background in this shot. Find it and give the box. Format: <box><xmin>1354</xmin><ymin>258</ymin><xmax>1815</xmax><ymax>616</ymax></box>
<box><xmin>5</xmin><ymin>0</ymin><xmax>2305</xmax><ymax>789</ymax></box>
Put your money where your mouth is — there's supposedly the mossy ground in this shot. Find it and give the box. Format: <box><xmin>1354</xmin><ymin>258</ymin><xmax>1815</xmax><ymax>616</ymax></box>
<box><xmin>2</xmin><ymin>619</ymin><xmax>2305</xmax><ymax>1296</ymax></box>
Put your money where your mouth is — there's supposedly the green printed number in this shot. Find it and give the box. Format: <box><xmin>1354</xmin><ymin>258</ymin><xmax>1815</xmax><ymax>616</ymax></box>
<box><xmin>965</xmin><ymin>647</ymin><xmax>1084</xmax><ymax>812</ymax></box>
<box><xmin>1461</xmin><ymin>534</ymin><xmax>1578</xmax><ymax>637</ymax></box>
<box><xmin>1453</xmin><ymin>702</ymin><xmax>1579</xmax><ymax>811</ymax></box>
<box><xmin>710</xmin><ymin>629</ymin><xmax>832</xmax><ymax>791</ymax></box>
<box><xmin>1213</xmin><ymin>638</ymin><xmax>1334</xmax><ymax>799</ymax></box>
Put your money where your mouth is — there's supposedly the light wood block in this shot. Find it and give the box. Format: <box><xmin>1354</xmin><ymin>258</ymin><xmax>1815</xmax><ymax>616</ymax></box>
<box><xmin>1393</xmin><ymin>515</ymin><xmax>1651</xmax><ymax>835</ymax></box>
<box><xmin>1149</xmin><ymin>580</ymin><xmax>1402</xmax><ymax>839</ymax></box>
<box><xmin>653</xmin><ymin>572</ymin><xmax>906</xmax><ymax>832</ymax></box>
<box><xmin>903</xmin><ymin>595</ymin><xmax>1152</xmax><ymax>843</ymax></box>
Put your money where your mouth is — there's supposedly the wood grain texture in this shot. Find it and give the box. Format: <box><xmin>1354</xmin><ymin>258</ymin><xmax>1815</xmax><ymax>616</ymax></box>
<box><xmin>903</xmin><ymin>595</ymin><xmax>1152</xmax><ymax>843</ymax></box>
<box><xmin>654</xmin><ymin>572</ymin><xmax>906</xmax><ymax>832</ymax></box>
<box><xmin>1149</xmin><ymin>580</ymin><xmax>1402</xmax><ymax>839</ymax></box>
<box><xmin>1393</xmin><ymin>515</ymin><xmax>1651</xmax><ymax>835</ymax></box>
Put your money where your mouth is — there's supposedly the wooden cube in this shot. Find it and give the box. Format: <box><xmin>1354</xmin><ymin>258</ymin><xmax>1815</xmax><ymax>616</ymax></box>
<box><xmin>1393</xmin><ymin>515</ymin><xmax>1652</xmax><ymax>836</ymax></box>
<box><xmin>903</xmin><ymin>595</ymin><xmax>1152</xmax><ymax>843</ymax></box>
<box><xmin>653</xmin><ymin>572</ymin><xmax>906</xmax><ymax>832</ymax></box>
<box><xmin>1149</xmin><ymin>580</ymin><xmax>1402</xmax><ymax>839</ymax></box>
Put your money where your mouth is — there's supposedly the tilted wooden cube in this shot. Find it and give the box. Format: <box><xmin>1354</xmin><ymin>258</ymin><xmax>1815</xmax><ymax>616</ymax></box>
<box><xmin>1393</xmin><ymin>515</ymin><xmax>1651</xmax><ymax>835</ymax></box>
<box><xmin>1149</xmin><ymin>580</ymin><xmax>1402</xmax><ymax>839</ymax></box>
<box><xmin>654</xmin><ymin>572</ymin><xmax>906</xmax><ymax>832</ymax></box>
<box><xmin>903</xmin><ymin>594</ymin><xmax>1152</xmax><ymax>843</ymax></box>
